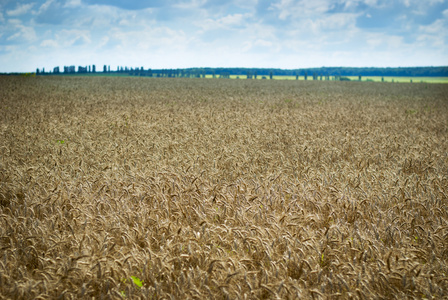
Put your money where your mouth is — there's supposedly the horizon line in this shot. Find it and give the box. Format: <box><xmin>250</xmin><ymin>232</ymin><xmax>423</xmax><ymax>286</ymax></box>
<box><xmin>2</xmin><ymin>65</ymin><xmax>448</xmax><ymax>74</ymax></box>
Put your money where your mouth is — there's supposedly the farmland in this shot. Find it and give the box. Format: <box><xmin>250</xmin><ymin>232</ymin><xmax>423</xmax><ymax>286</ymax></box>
<box><xmin>0</xmin><ymin>76</ymin><xmax>447</xmax><ymax>299</ymax></box>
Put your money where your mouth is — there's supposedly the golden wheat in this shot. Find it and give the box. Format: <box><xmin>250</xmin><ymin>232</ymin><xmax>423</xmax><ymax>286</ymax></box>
<box><xmin>0</xmin><ymin>76</ymin><xmax>447</xmax><ymax>299</ymax></box>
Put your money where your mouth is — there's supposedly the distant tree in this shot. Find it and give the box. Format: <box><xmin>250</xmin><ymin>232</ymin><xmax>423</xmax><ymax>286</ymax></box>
<box><xmin>304</xmin><ymin>71</ymin><xmax>307</xmax><ymax>80</ymax></box>
<box><xmin>103</xmin><ymin>65</ymin><xmax>107</xmax><ymax>73</ymax></box>
<box><xmin>359</xmin><ymin>75</ymin><xmax>362</xmax><ymax>81</ymax></box>
<box><xmin>64</xmin><ymin>66</ymin><xmax>75</xmax><ymax>73</ymax></box>
<box><xmin>92</xmin><ymin>65</ymin><xmax>96</xmax><ymax>73</ymax></box>
<box><xmin>269</xmin><ymin>71</ymin><xmax>273</xmax><ymax>80</ymax></box>
<box><xmin>220</xmin><ymin>72</ymin><xmax>230</xmax><ymax>79</ymax></box>
<box><xmin>36</xmin><ymin>68</ymin><xmax>40</xmax><ymax>74</ymax></box>
<box><xmin>254</xmin><ymin>71</ymin><xmax>257</xmax><ymax>79</ymax></box>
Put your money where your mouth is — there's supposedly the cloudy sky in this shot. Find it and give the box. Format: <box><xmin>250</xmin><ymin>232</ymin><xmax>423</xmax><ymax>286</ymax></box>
<box><xmin>0</xmin><ymin>0</ymin><xmax>447</xmax><ymax>72</ymax></box>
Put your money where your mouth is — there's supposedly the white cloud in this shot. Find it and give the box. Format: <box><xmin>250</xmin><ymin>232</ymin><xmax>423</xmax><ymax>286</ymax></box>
<box><xmin>7</xmin><ymin>25</ymin><xmax>37</xmax><ymax>42</ymax></box>
<box><xmin>39</xmin><ymin>0</ymin><xmax>55</xmax><ymax>13</ymax></box>
<box><xmin>174</xmin><ymin>0</ymin><xmax>207</xmax><ymax>9</ymax></box>
<box><xmin>401</xmin><ymin>0</ymin><xmax>443</xmax><ymax>7</ymax></box>
<box><xmin>198</xmin><ymin>13</ymin><xmax>251</xmax><ymax>31</ymax></box>
<box><xmin>242</xmin><ymin>38</ymin><xmax>279</xmax><ymax>53</ymax></box>
<box><xmin>254</xmin><ymin>39</ymin><xmax>273</xmax><ymax>47</ymax></box>
<box><xmin>366</xmin><ymin>37</ymin><xmax>382</xmax><ymax>47</ymax></box>
<box><xmin>64</xmin><ymin>0</ymin><xmax>82</xmax><ymax>8</ymax></box>
<box><xmin>40</xmin><ymin>39</ymin><xmax>59</xmax><ymax>47</ymax></box>
<box><xmin>364</xmin><ymin>0</ymin><xmax>379</xmax><ymax>6</ymax></box>
<box><xmin>419</xmin><ymin>19</ymin><xmax>446</xmax><ymax>34</ymax></box>
<box><xmin>80</xmin><ymin>4</ymin><xmax>157</xmax><ymax>29</ymax></box>
<box><xmin>271</xmin><ymin>0</ymin><xmax>331</xmax><ymax>19</ymax></box>
<box><xmin>360</xmin><ymin>31</ymin><xmax>405</xmax><ymax>50</ymax></box>
<box><xmin>219</xmin><ymin>13</ymin><xmax>248</xmax><ymax>26</ymax></box>
<box><xmin>386</xmin><ymin>35</ymin><xmax>404</xmax><ymax>48</ymax></box>
<box><xmin>402</xmin><ymin>0</ymin><xmax>411</xmax><ymax>7</ymax></box>
<box><xmin>8</xmin><ymin>19</ymin><xmax>22</xmax><ymax>25</ymax></box>
<box><xmin>97</xmin><ymin>36</ymin><xmax>110</xmax><ymax>48</ymax></box>
<box><xmin>311</xmin><ymin>12</ymin><xmax>358</xmax><ymax>32</ymax></box>
<box><xmin>109</xmin><ymin>26</ymin><xmax>192</xmax><ymax>52</ymax></box>
<box><xmin>416</xmin><ymin>18</ymin><xmax>447</xmax><ymax>47</ymax></box>
<box><xmin>0</xmin><ymin>45</ymin><xmax>19</xmax><ymax>52</ymax></box>
<box><xmin>53</xmin><ymin>29</ymin><xmax>91</xmax><ymax>47</ymax></box>
<box><xmin>343</xmin><ymin>1</ymin><xmax>360</xmax><ymax>10</ymax></box>
<box><xmin>6</xmin><ymin>3</ymin><xmax>35</xmax><ymax>17</ymax></box>
<box><xmin>417</xmin><ymin>34</ymin><xmax>445</xmax><ymax>47</ymax></box>
<box><xmin>271</xmin><ymin>0</ymin><xmax>294</xmax><ymax>20</ymax></box>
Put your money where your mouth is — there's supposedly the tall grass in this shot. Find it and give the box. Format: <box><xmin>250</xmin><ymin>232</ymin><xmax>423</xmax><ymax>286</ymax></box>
<box><xmin>0</xmin><ymin>76</ymin><xmax>447</xmax><ymax>299</ymax></box>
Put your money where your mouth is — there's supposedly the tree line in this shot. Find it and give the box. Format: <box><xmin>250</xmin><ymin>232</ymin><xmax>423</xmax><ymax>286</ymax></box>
<box><xmin>28</xmin><ymin>65</ymin><xmax>448</xmax><ymax>78</ymax></box>
<box><xmin>193</xmin><ymin>66</ymin><xmax>448</xmax><ymax>77</ymax></box>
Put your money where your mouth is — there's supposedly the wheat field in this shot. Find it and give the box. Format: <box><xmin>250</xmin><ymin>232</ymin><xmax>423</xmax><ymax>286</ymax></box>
<box><xmin>0</xmin><ymin>76</ymin><xmax>447</xmax><ymax>299</ymax></box>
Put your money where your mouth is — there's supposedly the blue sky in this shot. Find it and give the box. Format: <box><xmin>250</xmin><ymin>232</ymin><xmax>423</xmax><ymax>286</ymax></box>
<box><xmin>0</xmin><ymin>0</ymin><xmax>447</xmax><ymax>72</ymax></box>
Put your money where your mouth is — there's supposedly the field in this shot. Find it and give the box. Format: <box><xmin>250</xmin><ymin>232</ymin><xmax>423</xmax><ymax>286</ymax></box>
<box><xmin>0</xmin><ymin>76</ymin><xmax>447</xmax><ymax>299</ymax></box>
